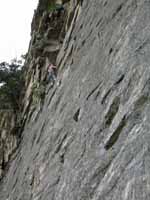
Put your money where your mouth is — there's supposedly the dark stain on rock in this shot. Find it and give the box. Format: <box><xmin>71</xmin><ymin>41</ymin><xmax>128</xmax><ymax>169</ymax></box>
<box><xmin>112</xmin><ymin>3</ymin><xmax>124</xmax><ymax>19</ymax></box>
<box><xmin>109</xmin><ymin>48</ymin><xmax>113</xmax><ymax>55</ymax></box>
<box><xmin>94</xmin><ymin>90</ymin><xmax>101</xmax><ymax>100</ymax></box>
<box><xmin>60</xmin><ymin>153</ymin><xmax>65</xmax><ymax>164</ymax></box>
<box><xmin>96</xmin><ymin>18</ymin><xmax>103</xmax><ymax>27</ymax></box>
<box><xmin>103</xmin><ymin>1</ymin><xmax>108</xmax><ymax>7</ymax></box>
<box><xmin>115</xmin><ymin>74</ymin><xmax>125</xmax><ymax>85</ymax></box>
<box><xmin>81</xmin><ymin>39</ymin><xmax>86</xmax><ymax>47</ymax></box>
<box><xmin>105</xmin><ymin>97</ymin><xmax>120</xmax><ymax>127</ymax></box>
<box><xmin>101</xmin><ymin>88</ymin><xmax>112</xmax><ymax>105</ymax></box>
<box><xmin>86</xmin><ymin>82</ymin><xmax>101</xmax><ymax>100</ymax></box>
<box><xmin>105</xmin><ymin>116</ymin><xmax>126</xmax><ymax>150</ymax></box>
<box><xmin>73</xmin><ymin>108</ymin><xmax>80</xmax><ymax>122</ymax></box>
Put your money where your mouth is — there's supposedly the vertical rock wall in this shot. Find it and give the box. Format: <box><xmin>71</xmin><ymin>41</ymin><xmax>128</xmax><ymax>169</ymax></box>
<box><xmin>0</xmin><ymin>111</ymin><xmax>18</xmax><ymax>178</ymax></box>
<box><xmin>1</xmin><ymin>0</ymin><xmax>150</xmax><ymax>200</ymax></box>
<box><xmin>22</xmin><ymin>0</ymin><xmax>80</xmax><ymax>125</ymax></box>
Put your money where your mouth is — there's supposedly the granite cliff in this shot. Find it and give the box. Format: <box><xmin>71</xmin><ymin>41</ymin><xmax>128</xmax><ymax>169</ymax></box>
<box><xmin>0</xmin><ymin>0</ymin><xmax>150</xmax><ymax>200</ymax></box>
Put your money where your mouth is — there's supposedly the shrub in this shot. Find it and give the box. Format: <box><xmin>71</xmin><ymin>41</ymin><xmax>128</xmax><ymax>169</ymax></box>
<box><xmin>0</xmin><ymin>60</ymin><xmax>24</xmax><ymax>112</ymax></box>
<box><xmin>32</xmin><ymin>82</ymin><xmax>46</xmax><ymax>105</ymax></box>
<box><xmin>47</xmin><ymin>2</ymin><xmax>57</xmax><ymax>12</ymax></box>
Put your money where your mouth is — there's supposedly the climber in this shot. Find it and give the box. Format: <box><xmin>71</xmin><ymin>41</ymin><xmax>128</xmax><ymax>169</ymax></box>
<box><xmin>47</xmin><ymin>63</ymin><xmax>57</xmax><ymax>86</ymax></box>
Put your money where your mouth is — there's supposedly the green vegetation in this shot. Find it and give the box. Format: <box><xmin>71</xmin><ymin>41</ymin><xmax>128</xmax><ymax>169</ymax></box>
<box><xmin>32</xmin><ymin>82</ymin><xmax>46</xmax><ymax>105</ymax></box>
<box><xmin>0</xmin><ymin>59</ymin><xmax>24</xmax><ymax>113</ymax></box>
<box><xmin>47</xmin><ymin>3</ymin><xmax>58</xmax><ymax>12</ymax></box>
<box><xmin>47</xmin><ymin>2</ymin><xmax>63</xmax><ymax>12</ymax></box>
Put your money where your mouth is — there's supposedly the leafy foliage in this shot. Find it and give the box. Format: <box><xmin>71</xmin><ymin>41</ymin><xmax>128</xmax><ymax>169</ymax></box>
<box><xmin>47</xmin><ymin>2</ymin><xmax>64</xmax><ymax>12</ymax></box>
<box><xmin>0</xmin><ymin>60</ymin><xmax>24</xmax><ymax>112</ymax></box>
<box><xmin>47</xmin><ymin>3</ymin><xmax>57</xmax><ymax>12</ymax></box>
<box><xmin>32</xmin><ymin>82</ymin><xmax>46</xmax><ymax>105</ymax></box>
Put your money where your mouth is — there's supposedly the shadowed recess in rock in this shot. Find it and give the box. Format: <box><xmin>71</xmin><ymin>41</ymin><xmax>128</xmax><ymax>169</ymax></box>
<box><xmin>105</xmin><ymin>116</ymin><xmax>126</xmax><ymax>150</ymax></box>
<box><xmin>73</xmin><ymin>108</ymin><xmax>80</xmax><ymax>122</ymax></box>
<box><xmin>105</xmin><ymin>96</ymin><xmax>120</xmax><ymax>127</ymax></box>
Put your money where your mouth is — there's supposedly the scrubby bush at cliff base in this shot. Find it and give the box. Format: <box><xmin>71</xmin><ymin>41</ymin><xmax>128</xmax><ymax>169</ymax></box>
<box><xmin>0</xmin><ymin>60</ymin><xmax>25</xmax><ymax>137</ymax></box>
<box><xmin>31</xmin><ymin>82</ymin><xmax>46</xmax><ymax>106</ymax></box>
<box><xmin>0</xmin><ymin>60</ymin><xmax>25</xmax><ymax>112</ymax></box>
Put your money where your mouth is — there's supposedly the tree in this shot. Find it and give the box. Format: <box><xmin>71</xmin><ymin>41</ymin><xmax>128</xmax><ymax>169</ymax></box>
<box><xmin>0</xmin><ymin>60</ymin><xmax>24</xmax><ymax>112</ymax></box>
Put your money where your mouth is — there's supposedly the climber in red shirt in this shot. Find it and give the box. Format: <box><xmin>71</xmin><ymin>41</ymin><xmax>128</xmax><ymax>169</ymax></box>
<box><xmin>47</xmin><ymin>63</ymin><xmax>57</xmax><ymax>86</ymax></box>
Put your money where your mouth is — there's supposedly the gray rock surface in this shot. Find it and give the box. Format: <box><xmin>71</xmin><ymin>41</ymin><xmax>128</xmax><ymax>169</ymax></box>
<box><xmin>1</xmin><ymin>0</ymin><xmax>150</xmax><ymax>199</ymax></box>
<box><xmin>0</xmin><ymin>111</ymin><xmax>18</xmax><ymax>179</ymax></box>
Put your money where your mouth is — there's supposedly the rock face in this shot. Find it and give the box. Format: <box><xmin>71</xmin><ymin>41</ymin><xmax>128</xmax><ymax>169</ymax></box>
<box><xmin>0</xmin><ymin>111</ymin><xmax>18</xmax><ymax>179</ymax></box>
<box><xmin>1</xmin><ymin>0</ymin><xmax>150</xmax><ymax>199</ymax></box>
